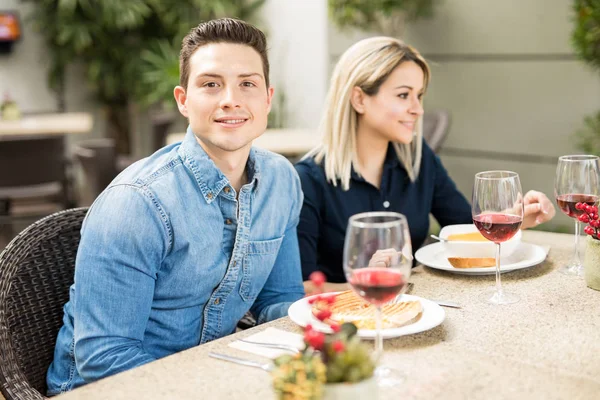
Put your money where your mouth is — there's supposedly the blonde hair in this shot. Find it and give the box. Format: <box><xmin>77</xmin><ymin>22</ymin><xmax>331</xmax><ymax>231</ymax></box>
<box><xmin>307</xmin><ymin>37</ymin><xmax>431</xmax><ymax>190</ymax></box>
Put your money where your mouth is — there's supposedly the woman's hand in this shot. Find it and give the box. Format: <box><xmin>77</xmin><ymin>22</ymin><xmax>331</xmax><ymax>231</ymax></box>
<box><xmin>522</xmin><ymin>190</ymin><xmax>556</xmax><ymax>229</ymax></box>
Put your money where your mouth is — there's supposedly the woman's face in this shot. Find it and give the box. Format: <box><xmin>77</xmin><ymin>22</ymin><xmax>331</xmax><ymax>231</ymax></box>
<box><xmin>357</xmin><ymin>61</ymin><xmax>425</xmax><ymax>144</ymax></box>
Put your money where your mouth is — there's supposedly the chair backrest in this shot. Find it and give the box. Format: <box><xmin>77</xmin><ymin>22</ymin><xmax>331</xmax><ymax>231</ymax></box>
<box><xmin>0</xmin><ymin>207</ymin><xmax>88</xmax><ymax>400</ymax></box>
<box><xmin>0</xmin><ymin>136</ymin><xmax>67</xmax><ymax>188</ymax></box>
<box><xmin>72</xmin><ymin>139</ymin><xmax>118</xmax><ymax>204</ymax></box>
<box><xmin>422</xmin><ymin>109</ymin><xmax>451</xmax><ymax>153</ymax></box>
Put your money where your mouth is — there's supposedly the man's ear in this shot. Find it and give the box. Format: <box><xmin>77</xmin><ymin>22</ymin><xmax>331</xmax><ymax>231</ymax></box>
<box><xmin>350</xmin><ymin>86</ymin><xmax>366</xmax><ymax>114</ymax></box>
<box><xmin>266</xmin><ymin>86</ymin><xmax>275</xmax><ymax>114</ymax></box>
<box><xmin>174</xmin><ymin>86</ymin><xmax>188</xmax><ymax>118</ymax></box>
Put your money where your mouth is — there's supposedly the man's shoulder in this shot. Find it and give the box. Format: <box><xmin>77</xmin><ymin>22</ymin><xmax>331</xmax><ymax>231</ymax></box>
<box><xmin>252</xmin><ymin>147</ymin><xmax>298</xmax><ymax>182</ymax></box>
<box><xmin>111</xmin><ymin>145</ymin><xmax>184</xmax><ymax>190</ymax></box>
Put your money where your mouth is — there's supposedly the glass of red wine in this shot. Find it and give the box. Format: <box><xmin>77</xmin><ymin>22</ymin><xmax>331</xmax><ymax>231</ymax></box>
<box><xmin>472</xmin><ymin>171</ymin><xmax>524</xmax><ymax>305</ymax></box>
<box><xmin>554</xmin><ymin>155</ymin><xmax>600</xmax><ymax>276</ymax></box>
<box><xmin>343</xmin><ymin>211</ymin><xmax>412</xmax><ymax>387</ymax></box>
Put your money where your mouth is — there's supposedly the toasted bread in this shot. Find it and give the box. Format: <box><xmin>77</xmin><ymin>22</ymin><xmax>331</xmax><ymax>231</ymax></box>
<box><xmin>446</xmin><ymin>232</ymin><xmax>488</xmax><ymax>242</ymax></box>
<box><xmin>311</xmin><ymin>290</ymin><xmax>422</xmax><ymax>330</ymax></box>
<box><xmin>447</xmin><ymin>257</ymin><xmax>496</xmax><ymax>268</ymax></box>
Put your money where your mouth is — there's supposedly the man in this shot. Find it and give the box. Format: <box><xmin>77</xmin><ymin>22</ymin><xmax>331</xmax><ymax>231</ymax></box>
<box><xmin>47</xmin><ymin>18</ymin><xmax>305</xmax><ymax>394</ymax></box>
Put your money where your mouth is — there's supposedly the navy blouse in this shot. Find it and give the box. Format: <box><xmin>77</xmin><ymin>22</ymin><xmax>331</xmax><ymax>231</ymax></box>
<box><xmin>295</xmin><ymin>140</ymin><xmax>472</xmax><ymax>283</ymax></box>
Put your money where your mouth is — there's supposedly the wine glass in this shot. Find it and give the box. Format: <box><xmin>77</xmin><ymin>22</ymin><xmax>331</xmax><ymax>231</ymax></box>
<box><xmin>343</xmin><ymin>212</ymin><xmax>412</xmax><ymax>387</ymax></box>
<box><xmin>554</xmin><ymin>155</ymin><xmax>600</xmax><ymax>276</ymax></box>
<box><xmin>472</xmin><ymin>171</ymin><xmax>524</xmax><ymax>305</ymax></box>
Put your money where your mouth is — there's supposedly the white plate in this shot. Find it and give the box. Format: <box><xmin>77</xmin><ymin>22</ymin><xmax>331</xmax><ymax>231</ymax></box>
<box><xmin>288</xmin><ymin>293</ymin><xmax>445</xmax><ymax>340</ymax></box>
<box><xmin>415</xmin><ymin>242</ymin><xmax>548</xmax><ymax>275</ymax></box>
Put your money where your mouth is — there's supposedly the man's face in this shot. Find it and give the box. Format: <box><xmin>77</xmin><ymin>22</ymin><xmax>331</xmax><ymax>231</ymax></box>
<box><xmin>174</xmin><ymin>43</ymin><xmax>273</xmax><ymax>156</ymax></box>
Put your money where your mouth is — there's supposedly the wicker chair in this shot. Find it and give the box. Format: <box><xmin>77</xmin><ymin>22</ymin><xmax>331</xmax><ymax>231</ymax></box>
<box><xmin>0</xmin><ymin>208</ymin><xmax>88</xmax><ymax>400</ymax></box>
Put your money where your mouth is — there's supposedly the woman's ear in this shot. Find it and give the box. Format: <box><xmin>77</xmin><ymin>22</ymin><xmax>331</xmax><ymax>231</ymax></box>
<box><xmin>350</xmin><ymin>86</ymin><xmax>366</xmax><ymax>114</ymax></box>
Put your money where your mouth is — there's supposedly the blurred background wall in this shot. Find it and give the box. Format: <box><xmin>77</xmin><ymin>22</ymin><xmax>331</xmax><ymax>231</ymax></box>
<box><xmin>1</xmin><ymin>0</ymin><xmax>599</xmax><ymax>233</ymax></box>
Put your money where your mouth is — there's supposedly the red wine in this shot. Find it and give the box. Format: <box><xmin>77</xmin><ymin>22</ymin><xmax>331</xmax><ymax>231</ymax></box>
<box><xmin>350</xmin><ymin>268</ymin><xmax>406</xmax><ymax>306</ymax></box>
<box><xmin>556</xmin><ymin>194</ymin><xmax>599</xmax><ymax>218</ymax></box>
<box><xmin>473</xmin><ymin>213</ymin><xmax>522</xmax><ymax>243</ymax></box>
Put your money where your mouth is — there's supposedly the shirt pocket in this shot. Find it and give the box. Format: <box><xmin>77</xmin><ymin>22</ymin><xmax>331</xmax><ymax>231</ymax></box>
<box><xmin>239</xmin><ymin>236</ymin><xmax>284</xmax><ymax>302</ymax></box>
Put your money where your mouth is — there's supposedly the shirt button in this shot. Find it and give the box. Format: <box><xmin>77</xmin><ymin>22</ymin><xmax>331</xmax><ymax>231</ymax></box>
<box><xmin>214</xmin><ymin>298</ymin><xmax>220</xmax><ymax>305</ymax></box>
<box><xmin>223</xmin><ymin>187</ymin><xmax>231</xmax><ymax>194</ymax></box>
<box><xmin>225</xmin><ymin>218</ymin><xmax>232</xmax><ymax>225</ymax></box>
<box><xmin>383</xmin><ymin>201</ymin><xmax>390</xmax><ymax>208</ymax></box>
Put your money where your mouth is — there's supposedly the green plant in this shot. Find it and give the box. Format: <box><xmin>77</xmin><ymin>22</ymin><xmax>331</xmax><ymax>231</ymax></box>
<box><xmin>271</xmin><ymin>273</ymin><xmax>375</xmax><ymax>399</ymax></box>
<box><xmin>22</xmin><ymin>0</ymin><xmax>265</xmax><ymax>154</ymax></box>
<box><xmin>575</xmin><ymin>111</ymin><xmax>600</xmax><ymax>155</ymax></box>
<box><xmin>328</xmin><ymin>0</ymin><xmax>438</xmax><ymax>37</ymax></box>
<box><xmin>572</xmin><ymin>1</ymin><xmax>600</xmax><ymax>153</ymax></box>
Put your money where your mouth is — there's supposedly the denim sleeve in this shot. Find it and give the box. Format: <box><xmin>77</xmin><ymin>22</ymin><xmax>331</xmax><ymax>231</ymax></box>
<box><xmin>426</xmin><ymin>143</ymin><xmax>472</xmax><ymax>226</ymax></box>
<box><xmin>295</xmin><ymin>162</ymin><xmax>322</xmax><ymax>281</ymax></box>
<box><xmin>73</xmin><ymin>184</ymin><xmax>170</xmax><ymax>382</ymax></box>
<box><xmin>251</xmin><ymin>169</ymin><xmax>305</xmax><ymax>323</ymax></box>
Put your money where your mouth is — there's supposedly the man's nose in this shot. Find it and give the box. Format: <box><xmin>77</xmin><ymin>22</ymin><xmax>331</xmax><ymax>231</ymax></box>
<box><xmin>219</xmin><ymin>86</ymin><xmax>242</xmax><ymax>109</ymax></box>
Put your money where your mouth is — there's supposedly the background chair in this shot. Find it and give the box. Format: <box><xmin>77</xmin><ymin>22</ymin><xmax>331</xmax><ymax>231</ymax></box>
<box><xmin>0</xmin><ymin>207</ymin><xmax>88</xmax><ymax>400</ymax></box>
<box><xmin>72</xmin><ymin>139</ymin><xmax>134</xmax><ymax>205</ymax></box>
<box><xmin>422</xmin><ymin>109</ymin><xmax>451</xmax><ymax>153</ymax></box>
<box><xmin>0</xmin><ymin>136</ymin><xmax>74</xmax><ymax>215</ymax></box>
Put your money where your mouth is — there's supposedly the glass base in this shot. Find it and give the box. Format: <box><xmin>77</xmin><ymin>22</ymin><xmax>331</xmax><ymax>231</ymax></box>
<box><xmin>559</xmin><ymin>263</ymin><xmax>584</xmax><ymax>277</ymax></box>
<box><xmin>481</xmin><ymin>289</ymin><xmax>519</xmax><ymax>305</ymax></box>
<box><xmin>374</xmin><ymin>365</ymin><xmax>404</xmax><ymax>388</ymax></box>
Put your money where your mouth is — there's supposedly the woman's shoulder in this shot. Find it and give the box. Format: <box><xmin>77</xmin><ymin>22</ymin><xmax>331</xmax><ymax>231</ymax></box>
<box><xmin>295</xmin><ymin>156</ymin><xmax>326</xmax><ymax>179</ymax></box>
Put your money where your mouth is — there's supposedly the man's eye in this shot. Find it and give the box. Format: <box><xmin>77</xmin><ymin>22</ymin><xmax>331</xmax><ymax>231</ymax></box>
<box><xmin>242</xmin><ymin>81</ymin><xmax>256</xmax><ymax>87</ymax></box>
<box><xmin>203</xmin><ymin>82</ymin><xmax>218</xmax><ymax>88</ymax></box>
<box><xmin>398</xmin><ymin>93</ymin><xmax>409</xmax><ymax>99</ymax></box>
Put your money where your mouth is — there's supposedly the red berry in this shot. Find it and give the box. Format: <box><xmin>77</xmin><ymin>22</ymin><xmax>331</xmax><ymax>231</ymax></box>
<box><xmin>316</xmin><ymin>310</ymin><xmax>332</xmax><ymax>321</ymax></box>
<box><xmin>325</xmin><ymin>294</ymin><xmax>336</xmax><ymax>305</ymax></box>
<box><xmin>589</xmin><ymin>213</ymin><xmax>596</xmax><ymax>220</ymax></box>
<box><xmin>329</xmin><ymin>322</ymin><xmax>341</xmax><ymax>333</ymax></box>
<box><xmin>332</xmin><ymin>340</ymin><xmax>345</xmax><ymax>353</ymax></box>
<box><xmin>585</xmin><ymin>205</ymin><xmax>594</xmax><ymax>214</ymax></box>
<box><xmin>309</xmin><ymin>271</ymin><xmax>326</xmax><ymax>287</ymax></box>
<box><xmin>592</xmin><ymin>206</ymin><xmax>599</xmax><ymax>214</ymax></box>
<box><xmin>304</xmin><ymin>330</ymin><xmax>325</xmax><ymax>350</ymax></box>
<box><xmin>591</xmin><ymin>220</ymin><xmax>600</xmax><ymax>228</ymax></box>
<box><xmin>576</xmin><ymin>202</ymin><xmax>584</xmax><ymax>210</ymax></box>
<box><xmin>585</xmin><ymin>226</ymin><xmax>594</xmax><ymax>235</ymax></box>
<box><xmin>593</xmin><ymin>213</ymin><xmax>599</xmax><ymax>221</ymax></box>
<box><xmin>579</xmin><ymin>214</ymin><xmax>590</xmax><ymax>223</ymax></box>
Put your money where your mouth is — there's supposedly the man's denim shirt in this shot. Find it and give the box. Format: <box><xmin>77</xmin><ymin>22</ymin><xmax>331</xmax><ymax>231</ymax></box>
<box><xmin>46</xmin><ymin>127</ymin><xmax>305</xmax><ymax>395</ymax></box>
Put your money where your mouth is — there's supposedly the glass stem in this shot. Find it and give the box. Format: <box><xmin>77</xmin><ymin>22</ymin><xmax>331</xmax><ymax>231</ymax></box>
<box><xmin>375</xmin><ymin>305</ymin><xmax>383</xmax><ymax>361</ymax></box>
<box><xmin>574</xmin><ymin>219</ymin><xmax>581</xmax><ymax>266</ymax></box>
<box><xmin>495</xmin><ymin>242</ymin><xmax>503</xmax><ymax>297</ymax></box>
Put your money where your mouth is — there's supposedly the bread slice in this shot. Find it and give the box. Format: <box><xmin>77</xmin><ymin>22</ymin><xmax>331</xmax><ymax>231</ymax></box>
<box><xmin>446</xmin><ymin>232</ymin><xmax>487</xmax><ymax>242</ymax></box>
<box><xmin>447</xmin><ymin>257</ymin><xmax>496</xmax><ymax>268</ymax></box>
<box><xmin>311</xmin><ymin>290</ymin><xmax>422</xmax><ymax>330</ymax></box>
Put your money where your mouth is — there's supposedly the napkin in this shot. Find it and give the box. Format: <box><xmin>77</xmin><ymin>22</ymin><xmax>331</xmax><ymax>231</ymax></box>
<box><xmin>229</xmin><ymin>327</ymin><xmax>304</xmax><ymax>359</ymax></box>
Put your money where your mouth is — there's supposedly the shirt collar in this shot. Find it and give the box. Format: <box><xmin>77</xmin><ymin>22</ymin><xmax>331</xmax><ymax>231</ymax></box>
<box><xmin>178</xmin><ymin>126</ymin><xmax>260</xmax><ymax>204</ymax></box>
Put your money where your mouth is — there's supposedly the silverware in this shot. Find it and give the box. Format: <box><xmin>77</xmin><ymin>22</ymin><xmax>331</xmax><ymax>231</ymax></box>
<box><xmin>208</xmin><ymin>352</ymin><xmax>273</xmax><ymax>372</ymax></box>
<box><xmin>430</xmin><ymin>234</ymin><xmax>448</xmax><ymax>243</ymax></box>
<box><xmin>238</xmin><ymin>338</ymin><xmax>300</xmax><ymax>354</ymax></box>
<box><xmin>430</xmin><ymin>299</ymin><xmax>461</xmax><ymax>309</ymax></box>
<box><xmin>403</xmin><ymin>282</ymin><xmax>461</xmax><ymax>308</ymax></box>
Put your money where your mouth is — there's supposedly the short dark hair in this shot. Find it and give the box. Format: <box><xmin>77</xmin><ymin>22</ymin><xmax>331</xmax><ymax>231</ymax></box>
<box><xmin>179</xmin><ymin>18</ymin><xmax>270</xmax><ymax>90</ymax></box>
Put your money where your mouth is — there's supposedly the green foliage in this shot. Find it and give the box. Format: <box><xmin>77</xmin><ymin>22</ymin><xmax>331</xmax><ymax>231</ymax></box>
<box><xmin>576</xmin><ymin>111</ymin><xmax>600</xmax><ymax>155</ymax></box>
<box><xmin>22</xmin><ymin>0</ymin><xmax>265</xmax><ymax>152</ymax></box>
<box><xmin>572</xmin><ymin>1</ymin><xmax>600</xmax><ymax>154</ymax></box>
<box><xmin>572</xmin><ymin>0</ymin><xmax>600</xmax><ymax>71</ymax></box>
<box><xmin>328</xmin><ymin>0</ymin><xmax>437</xmax><ymax>35</ymax></box>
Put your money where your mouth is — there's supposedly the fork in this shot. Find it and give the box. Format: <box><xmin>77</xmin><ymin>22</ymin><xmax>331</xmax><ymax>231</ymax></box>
<box><xmin>237</xmin><ymin>338</ymin><xmax>300</xmax><ymax>354</ymax></box>
<box><xmin>209</xmin><ymin>352</ymin><xmax>273</xmax><ymax>371</ymax></box>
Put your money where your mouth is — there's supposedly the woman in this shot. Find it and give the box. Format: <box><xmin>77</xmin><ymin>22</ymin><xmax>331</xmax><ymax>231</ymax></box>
<box><xmin>295</xmin><ymin>37</ymin><xmax>555</xmax><ymax>294</ymax></box>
